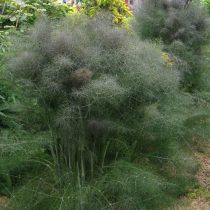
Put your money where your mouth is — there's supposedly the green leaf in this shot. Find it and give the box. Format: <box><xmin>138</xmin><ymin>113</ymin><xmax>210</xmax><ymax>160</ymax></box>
<box><xmin>9</xmin><ymin>16</ymin><xmax>17</xmax><ymax>22</ymax></box>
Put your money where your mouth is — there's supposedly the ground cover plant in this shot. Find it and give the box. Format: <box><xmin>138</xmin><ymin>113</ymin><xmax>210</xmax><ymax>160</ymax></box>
<box><xmin>2</xmin><ymin>10</ymin><xmax>210</xmax><ymax>209</ymax></box>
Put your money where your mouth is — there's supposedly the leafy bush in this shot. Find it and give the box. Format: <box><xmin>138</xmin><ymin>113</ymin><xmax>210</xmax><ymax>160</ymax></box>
<box><xmin>0</xmin><ymin>130</ymin><xmax>50</xmax><ymax>196</ymax></box>
<box><xmin>9</xmin><ymin>14</ymin><xmax>200</xmax><ymax>171</ymax></box>
<box><xmin>135</xmin><ymin>0</ymin><xmax>210</xmax><ymax>90</ymax></box>
<box><xmin>201</xmin><ymin>0</ymin><xmax>210</xmax><ymax>14</ymax></box>
<box><xmin>8</xmin><ymin>14</ymin><xmax>181</xmax><ymax>174</ymax></box>
<box><xmin>0</xmin><ymin>77</ymin><xmax>53</xmax><ymax>196</ymax></box>
<box><xmin>0</xmin><ymin>0</ymin><xmax>74</xmax><ymax>29</ymax></box>
<box><xmin>0</xmin><ymin>30</ymin><xmax>11</xmax><ymax>55</ymax></box>
<box><xmin>82</xmin><ymin>0</ymin><xmax>132</xmax><ymax>25</ymax></box>
<box><xmin>0</xmin><ymin>40</ymin><xmax>51</xmax><ymax>196</ymax></box>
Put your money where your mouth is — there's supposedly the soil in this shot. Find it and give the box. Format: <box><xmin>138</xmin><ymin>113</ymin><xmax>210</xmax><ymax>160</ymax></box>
<box><xmin>0</xmin><ymin>196</ymin><xmax>8</xmax><ymax>210</ymax></box>
<box><xmin>170</xmin><ymin>141</ymin><xmax>210</xmax><ymax>210</ymax></box>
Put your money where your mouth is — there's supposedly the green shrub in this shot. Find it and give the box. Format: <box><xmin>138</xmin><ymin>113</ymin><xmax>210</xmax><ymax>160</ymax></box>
<box><xmin>0</xmin><ymin>74</ymin><xmax>50</xmax><ymax>195</ymax></box>
<box><xmin>135</xmin><ymin>0</ymin><xmax>210</xmax><ymax>90</ymax></box>
<box><xmin>0</xmin><ymin>44</ymin><xmax>51</xmax><ymax>195</ymax></box>
<box><xmin>8</xmin><ymin>14</ymin><xmax>199</xmax><ymax>174</ymax></box>
<box><xmin>0</xmin><ymin>0</ymin><xmax>74</xmax><ymax>29</ymax></box>
<box><xmin>7</xmin><ymin>14</ymin><xmax>210</xmax><ymax>209</ymax></box>
<box><xmin>8</xmin><ymin>14</ymin><xmax>181</xmax><ymax>172</ymax></box>
<box><xmin>201</xmin><ymin>0</ymin><xmax>210</xmax><ymax>14</ymax></box>
<box><xmin>0</xmin><ymin>130</ymin><xmax>50</xmax><ymax>195</ymax></box>
<box><xmin>82</xmin><ymin>0</ymin><xmax>132</xmax><ymax>25</ymax></box>
<box><xmin>0</xmin><ymin>30</ymin><xmax>11</xmax><ymax>56</ymax></box>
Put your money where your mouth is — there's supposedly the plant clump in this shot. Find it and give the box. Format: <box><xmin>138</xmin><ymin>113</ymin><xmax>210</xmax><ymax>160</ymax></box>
<box><xmin>135</xmin><ymin>0</ymin><xmax>210</xmax><ymax>90</ymax></box>
<box><xmin>7</xmin><ymin>14</ymin><xmax>210</xmax><ymax>210</ymax></box>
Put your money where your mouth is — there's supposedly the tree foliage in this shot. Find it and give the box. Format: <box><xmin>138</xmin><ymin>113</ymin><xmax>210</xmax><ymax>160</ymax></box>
<box><xmin>8</xmin><ymin>14</ymin><xmax>205</xmax><ymax>185</ymax></box>
<box><xmin>0</xmin><ymin>0</ymin><xmax>74</xmax><ymax>29</ymax></box>
<box><xmin>82</xmin><ymin>0</ymin><xmax>132</xmax><ymax>25</ymax></box>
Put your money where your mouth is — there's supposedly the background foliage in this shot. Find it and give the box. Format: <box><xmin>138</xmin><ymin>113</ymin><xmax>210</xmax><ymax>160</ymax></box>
<box><xmin>82</xmin><ymin>0</ymin><xmax>132</xmax><ymax>25</ymax></box>
<box><xmin>0</xmin><ymin>0</ymin><xmax>74</xmax><ymax>29</ymax></box>
<box><xmin>135</xmin><ymin>0</ymin><xmax>210</xmax><ymax>90</ymax></box>
<box><xmin>201</xmin><ymin>0</ymin><xmax>210</xmax><ymax>13</ymax></box>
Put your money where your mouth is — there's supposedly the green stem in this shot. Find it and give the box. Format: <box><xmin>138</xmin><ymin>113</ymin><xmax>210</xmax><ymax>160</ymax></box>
<box><xmin>2</xmin><ymin>1</ymin><xmax>6</xmax><ymax>15</ymax></box>
<box><xmin>101</xmin><ymin>141</ymin><xmax>110</xmax><ymax>171</ymax></box>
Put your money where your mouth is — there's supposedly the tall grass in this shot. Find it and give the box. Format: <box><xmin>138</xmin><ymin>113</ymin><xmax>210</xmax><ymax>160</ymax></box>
<box><xmin>7</xmin><ymin>161</ymin><xmax>179</xmax><ymax>210</ymax></box>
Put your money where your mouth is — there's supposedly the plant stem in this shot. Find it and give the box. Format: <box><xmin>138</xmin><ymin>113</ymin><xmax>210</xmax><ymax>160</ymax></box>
<box><xmin>101</xmin><ymin>141</ymin><xmax>110</xmax><ymax>171</ymax></box>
